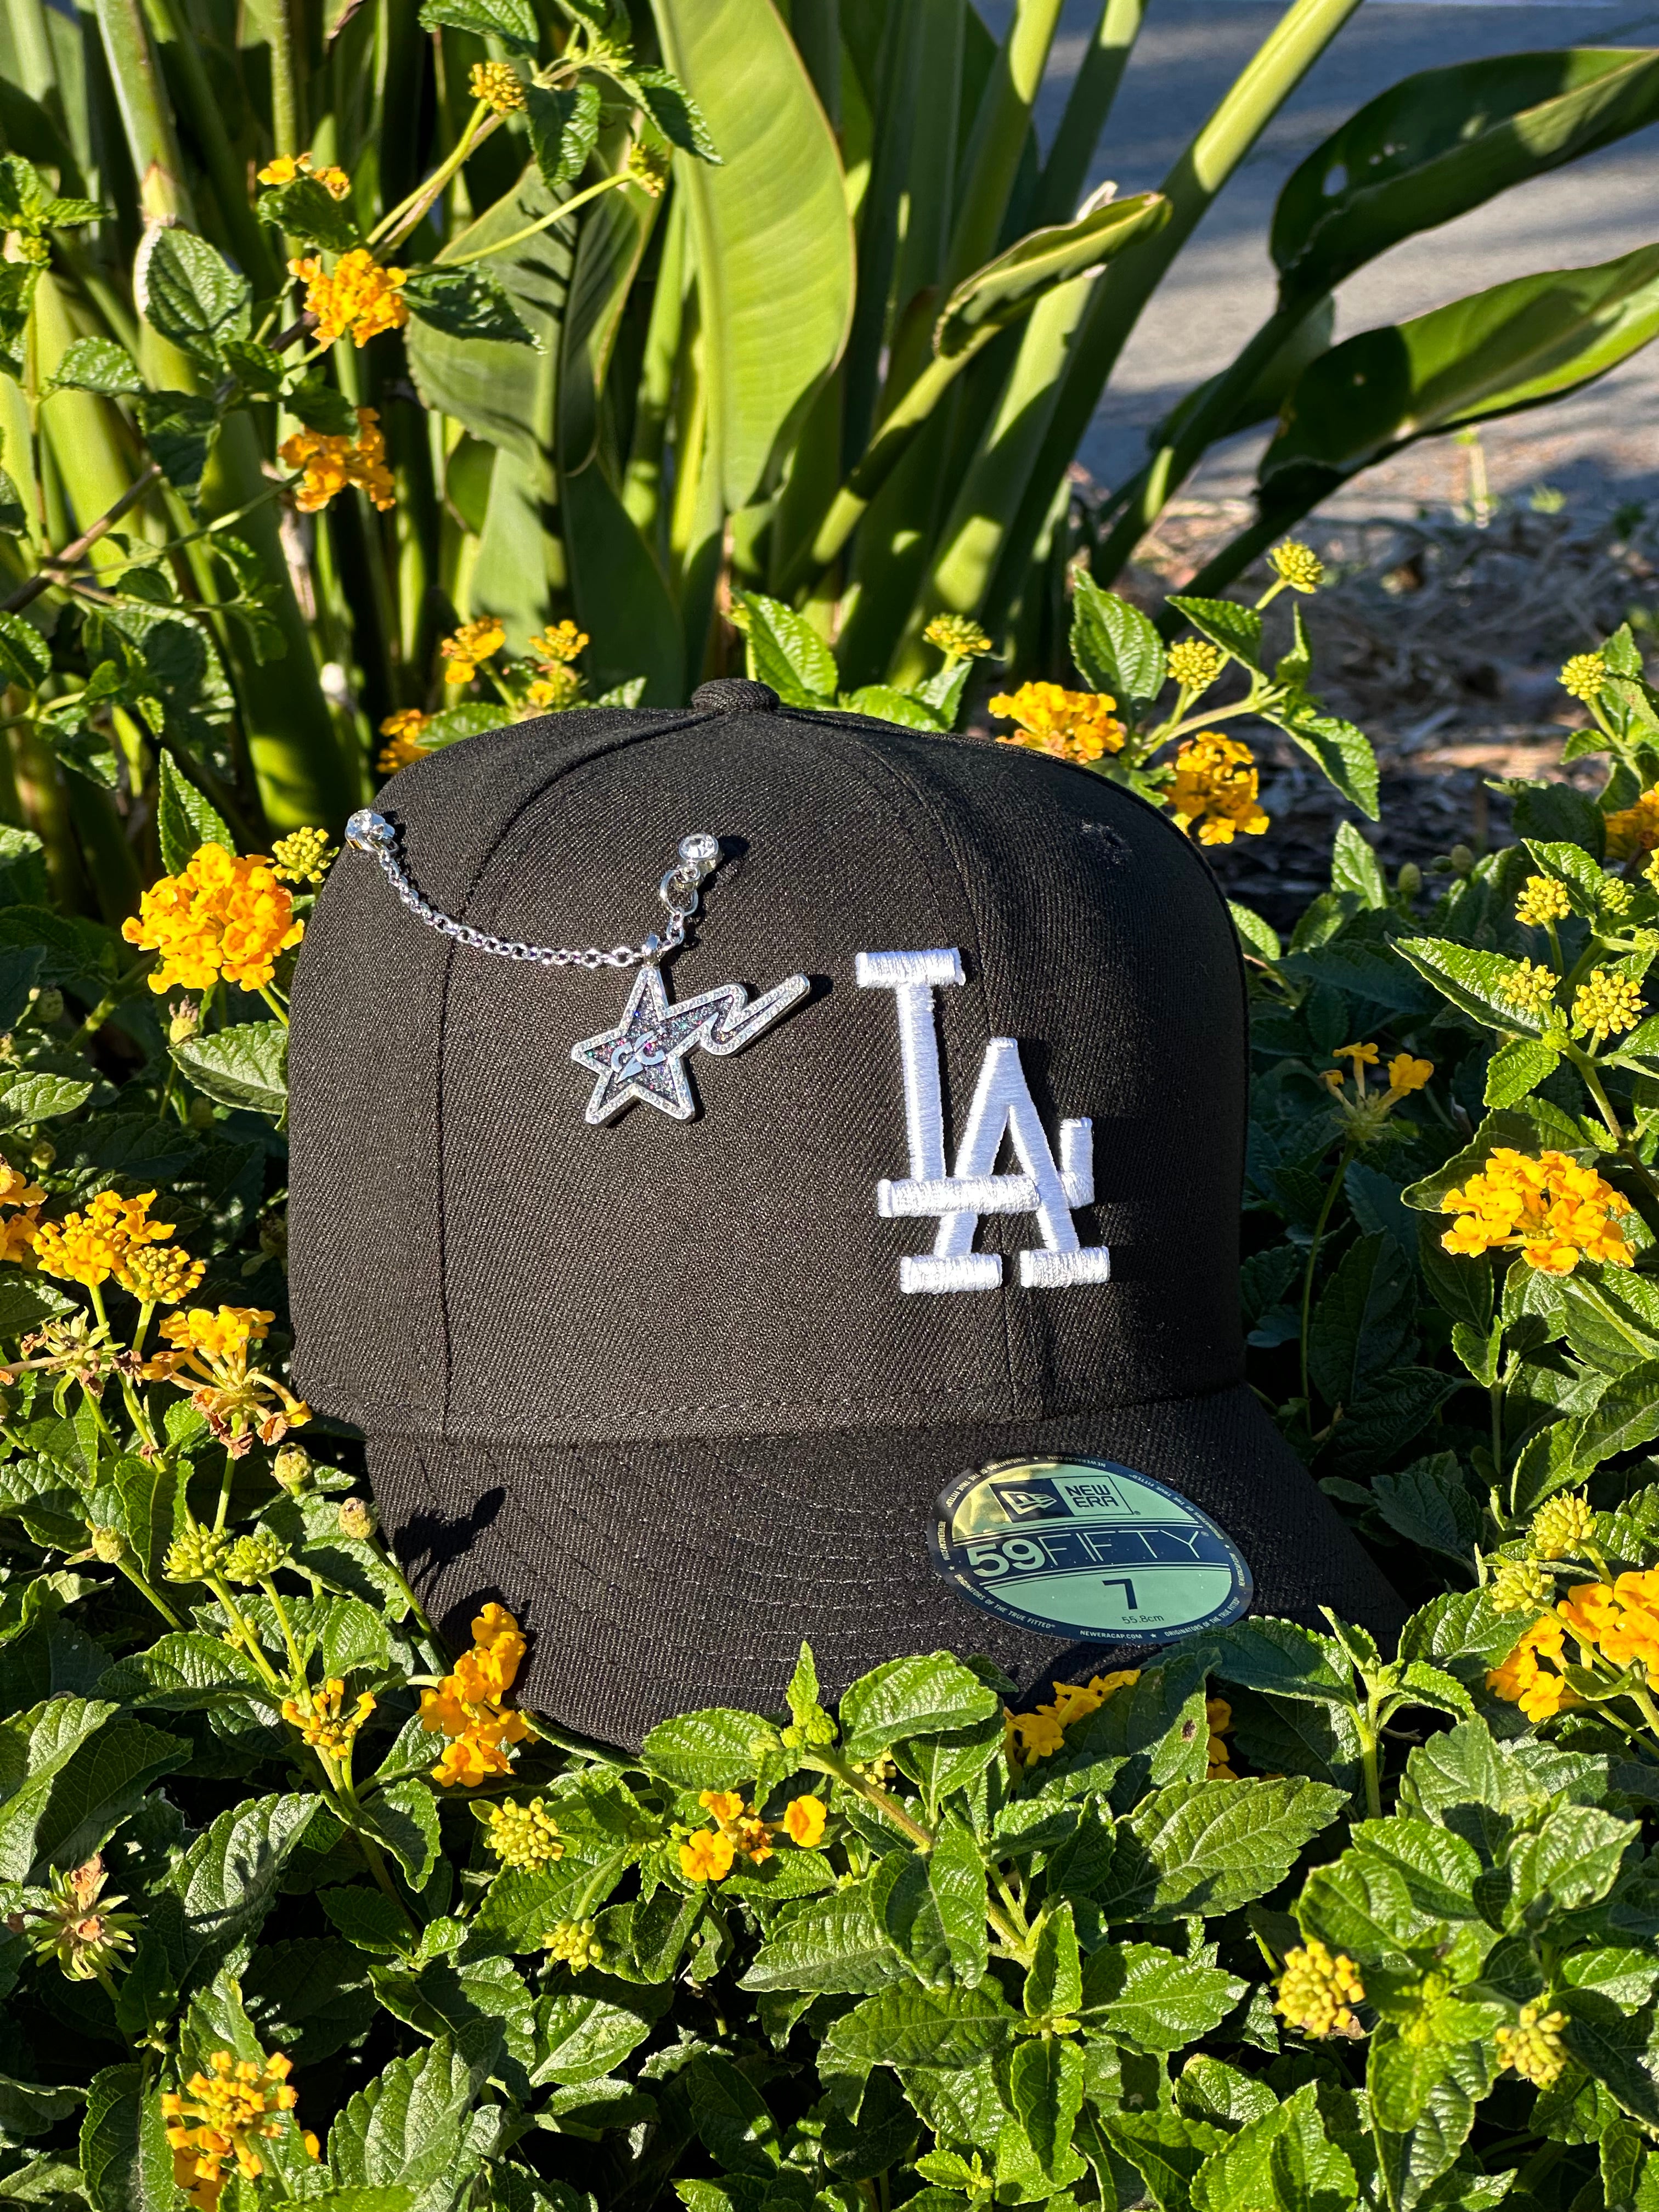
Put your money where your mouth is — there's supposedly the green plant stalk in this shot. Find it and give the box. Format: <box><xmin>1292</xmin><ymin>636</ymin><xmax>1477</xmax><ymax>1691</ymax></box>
<box><xmin>242</xmin><ymin>0</ymin><xmax>303</xmax><ymax>159</ymax></box>
<box><xmin>943</xmin><ymin>0</ymin><xmax>1067</xmax><ymax>288</ymax></box>
<box><xmin>969</xmin><ymin>0</ymin><xmax>1367</xmax><ymax>636</ymax></box>
<box><xmin>1030</xmin><ymin>0</ymin><xmax>1146</xmax><ymax>227</ymax></box>
<box><xmin>114</xmin><ymin>1552</ymin><xmax>182</xmax><ymax>1628</ymax></box>
<box><xmin>621</xmin><ymin>189</ymin><xmax>686</xmax><ymax>544</ymax></box>
<box><xmin>443</xmin><ymin>170</ymin><xmax>636</xmax><ymax>268</ymax></box>
<box><xmin>150</xmin><ymin>0</ymin><xmax>281</xmax><ymax>295</ymax></box>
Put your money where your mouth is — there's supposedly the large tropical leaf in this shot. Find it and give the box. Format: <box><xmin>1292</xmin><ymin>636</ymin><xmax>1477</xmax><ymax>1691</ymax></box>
<box><xmin>650</xmin><ymin>0</ymin><xmax>854</xmax><ymax>512</ymax></box>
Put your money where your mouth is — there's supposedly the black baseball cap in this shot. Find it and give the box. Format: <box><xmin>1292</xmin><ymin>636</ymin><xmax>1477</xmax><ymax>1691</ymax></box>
<box><xmin>287</xmin><ymin>678</ymin><xmax>1401</xmax><ymax>1749</ymax></box>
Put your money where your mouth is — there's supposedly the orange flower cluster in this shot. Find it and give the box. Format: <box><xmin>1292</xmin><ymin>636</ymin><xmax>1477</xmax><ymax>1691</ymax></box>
<box><xmin>1605</xmin><ymin>787</ymin><xmax>1659</xmax><ymax>860</ymax></box>
<box><xmin>679</xmin><ymin>1787</ymin><xmax>827</xmax><ymax>1882</ymax></box>
<box><xmin>990</xmin><ymin>682</ymin><xmax>1125</xmax><ymax>765</ymax></box>
<box><xmin>442</xmin><ymin>618</ymin><xmax>506</xmax><ymax>686</ymax></box>
<box><xmin>420</xmin><ymin>1602</ymin><xmax>535</xmax><ymax>1785</ymax></box>
<box><xmin>279</xmin><ymin>406</ymin><xmax>394</xmax><ymax>514</ymax></box>
<box><xmin>289</xmin><ymin>247</ymin><xmax>407</xmax><ymax>347</ymax></box>
<box><xmin>1440</xmin><ymin>1148</ymin><xmax>1635</xmax><ymax>1274</ymax></box>
<box><xmin>0</xmin><ymin>1159</ymin><xmax>44</xmax><ymax>1267</ymax></box>
<box><xmin>377</xmin><ymin>707</ymin><xmax>431</xmax><ymax>772</ymax></box>
<box><xmin>143</xmin><ymin>1305</ymin><xmax>310</xmax><ymax>1453</ymax></box>
<box><xmin>1166</xmin><ymin>733</ymin><xmax>1268</xmax><ymax>845</ymax></box>
<box><xmin>1486</xmin><ymin>1614</ymin><xmax>1578</xmax><ymax>1722</ymax></box>
<box><xmin>122</xmin><ymin>843</ymin><xmax>303</xmax><ymax>995</ymax></box>
<box><xmin>35</xmin><ymin>1189</ymin><xmax>172</xmax><ymax>1290</ymax></box>
<box><xmin>257</xmin><ymin>150</ymin><xmax>350</xmax><ymax>199</ymax></box>
<box><xmin>163</xmin><ymin>2051</ymin><xmax>303</xmax><ymax>2212</ymax></box>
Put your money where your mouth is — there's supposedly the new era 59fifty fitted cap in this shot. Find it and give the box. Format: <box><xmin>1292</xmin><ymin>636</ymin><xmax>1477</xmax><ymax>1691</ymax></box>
<box><xmin>287</xmin><ymin>676</ymin><xmax>1401</xmax><ymax>1748</ymax></box>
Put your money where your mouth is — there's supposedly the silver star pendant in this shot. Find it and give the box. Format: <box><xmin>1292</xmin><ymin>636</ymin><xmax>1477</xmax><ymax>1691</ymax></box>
<box><xmin>571</xmin><ymin>962</ymin><xmax>811</xmax><ymax>1125</ymax></box>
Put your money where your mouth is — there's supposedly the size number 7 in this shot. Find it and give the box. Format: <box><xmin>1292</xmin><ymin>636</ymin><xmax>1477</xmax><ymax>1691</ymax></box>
<box><xmin>1101</xmin><ymin>1577</ymin><xmax>1138</xmax><ymax>1610</ymax></box>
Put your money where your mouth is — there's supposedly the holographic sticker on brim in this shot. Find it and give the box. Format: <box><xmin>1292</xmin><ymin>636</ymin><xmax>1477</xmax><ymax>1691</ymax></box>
<box><xmin>928</xmin><ymin>1455</ymin><xmax>1253</xmax><ymax>1643</ymax></box>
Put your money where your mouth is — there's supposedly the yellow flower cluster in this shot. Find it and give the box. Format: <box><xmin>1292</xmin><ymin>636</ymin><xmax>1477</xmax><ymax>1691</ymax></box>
<box><xmin>279</xmin><ymin>406</ymin><xmax>394</xmax><ymax>514</ymax></box>
<box><xmin>1498</xmin><ymin>958</ymin><xmax>1558</xmax><ymax>1020</ymax></box>
<box><xmin>1496</xmin><ymin>2002</ymin><xmax>1568</xmax><ymax>2088</ymax></box>
<box><xmin>923</xmin><ymin>614</ymin><xmax>993</xmax><ymax>660</ymax></box>
<box><xmin>1530</xmin><ymin>1491</ymin><xmax>1594</xmax><ymax>1562</ymax></box>
<box><xmin>1321</xmin><ymin>1043</ymin><xmax>1433</xmax><ymax>1106</ymax></box>
<box><xmin>290</xmin><ymin>249</ymin><xmax>408</xmax><ymax>348</ymax></box>
<box><xmin>545</xmin><ymin>1917</ymin><xmax>604</xmax><ymax>1969</ymax></box>
<box><xmin>1166</xmin><ymin>639</ymin><xmax>1224</xmax><ymax>692</ymax></box>
<box><xmin>1572</xmin><ymin>965</ymin><xmax>1645</xmax><ymax>1045</ymax></box>
<box><xmin>1606</xmin><ymin>788</ymin><xmax>1659</xmax><ymax>860</ymax></box>
<box><xmin>420</xmin><ymin>1602</ymin><xmax>535</xmax><ymax>1786</ymax></box>
<box><xmin>119</xmin><ymin>1241</ymin><xmax>206</xmax><ymax>1307</ymax></box>
<box><xmin>1268</xmin><ymin>540</ymin><xmax>1324</xmax><ymax>593</ymax></box>
<box><xmin>1491</xmin><ymin>1558</ymin><xmax>1553</xmax><ymax>1616</ymax></box>
<box><xmin>469</xmin><ymin>60</ymin><xmax>524</xmax><ymax>113</ymax></box>
<box><xmin>627</xmin><ymin>140</ymin><xmax>671</xmax><ymax>197</ymax></box>
<box><xmin>1166</xmin><ymin>733</ymin><xmax>1268</xmax><ymax>845</ymax></box>
<box><xmin>442</xmin><ymin>617</ymin><xmax>506</xmax><ymax>686</ymax></box>
<box><xmin>990</xmin><ymin>682</ymin><xmax>1125</xmax><ymax>765</ymax></box>
<box><xmin>377</xmin><ymin>708</ymin><xmax>431</xmax><ymax>772</ymax></box>
<box><xmin>122</xmin><ymin>844</ymin><xmax>303</xmax><ymax>995</ymax></box>
<box><xmin>35</xmin><ymin>1189</ymin><xmax>172</xmax><ymax>1290</ymax></box>
<box><xmin>525</xmin><ymin>667</ymin><xmax>580</xmax><ymax>714</ymax></box>
<box><xmin>1559</xmin><ymin>651</ymin><xmax>1607</xmax><ymax>704</ymax></box>
<box><xmin>679</xmin><ymin>1788</ymin><xmax>826</xmax><ymax>1882</ymax></box>
<box><xmin>529</xmin><ymin>621</ymin><xmax>588</xmax><ymax>666</ymax></box>
<box><xmin>144</xmin><ymin>1305</ymin><xmax>311</xmax><ymax>1452</ymax></box>
<box><xmin>281</xmin><ymin>1677</ymin><xmax>375</xmax><ymax>1759</ymax></box>
<box><xmin>1486</xmin><ymin>1614</ymin><xmax>1577</xmax><ymax>1720</ymax></box>
<box><xmin>1440</xmin><ymin>1147</ymin><xmax>1635</xmax><ymax>1273</ymax></box>
<box><xmin>270</xmin><ymin>828</ymin><xmax>334</xmax><ymax>885</ymax></box>
<box><xmin>258</xmin><ymin>151</ymin><xmax>350</xmax><ymax>199</ymax></box>
<box><xmin>1515</xmin><ymin>874</ymin><xmax>1571</xmax><ymax>928</ymax></box>
<box><xmin>1275</xmin><ymin>1939</ymin><xmax>1364</xmax><ymax>2039</ymax></box>
<box><xmin>486</xmin><ymin>1797</ymin><xmax>565</xmax><ymax>1870</ymax></box>
<box><xmin>163</xmin><ymin>2051</ymin><xmax>300</xmax><ymax>2212</ymax></box>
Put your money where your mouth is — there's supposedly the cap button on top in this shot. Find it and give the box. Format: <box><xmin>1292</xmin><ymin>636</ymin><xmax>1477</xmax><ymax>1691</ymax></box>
<box><xmin>692</xmin><ymin>678</ymin><xmax>780</xmax><ymax>713</ymax></box>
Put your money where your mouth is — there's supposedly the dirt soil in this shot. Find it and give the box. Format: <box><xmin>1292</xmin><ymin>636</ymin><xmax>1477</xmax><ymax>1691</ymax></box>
<box><xmin>1113</xmin><ymin>492</ymin><xmax>1659</xmax><ymax>933</ymax></box>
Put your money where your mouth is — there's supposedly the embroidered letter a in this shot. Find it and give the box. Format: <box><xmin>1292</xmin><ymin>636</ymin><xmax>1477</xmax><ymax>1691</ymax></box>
<box><xmin>857</xmin><ymin>949</ymin><xmax>1111</xmax><ymax>1294</ymax></box>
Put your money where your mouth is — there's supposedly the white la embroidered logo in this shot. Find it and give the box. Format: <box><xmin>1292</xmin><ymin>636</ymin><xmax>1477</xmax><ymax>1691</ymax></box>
<box><xmin>858</xmin><ymin>949</ymin><xmax>1111</xmax><ymax>1294</ymax></box>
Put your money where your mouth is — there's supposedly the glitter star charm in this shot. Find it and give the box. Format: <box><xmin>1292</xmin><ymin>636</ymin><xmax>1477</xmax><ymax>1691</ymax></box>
<box><xmin>571</xmin><ymin>962</ymin><xmax>811</xmax><ymax>1125</ymax></box>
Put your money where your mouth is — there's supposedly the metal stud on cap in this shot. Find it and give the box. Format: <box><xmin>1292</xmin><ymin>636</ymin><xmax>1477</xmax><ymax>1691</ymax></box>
<box><xmin>346</xmin><ymin>809</ymin><xmax>396</xmax><ymax>851</ymax></box>
<box><xmin>678</xmin><ymin>833</ymin><xmax>720</xmax><ymax>874</ymax></box>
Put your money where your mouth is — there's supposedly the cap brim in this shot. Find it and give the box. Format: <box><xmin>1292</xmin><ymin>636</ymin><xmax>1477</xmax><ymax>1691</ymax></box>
<box><xmin>370</xmin><ymin>1385</ymin><xmax>1403</xmax><ymax>1752</ymax></box>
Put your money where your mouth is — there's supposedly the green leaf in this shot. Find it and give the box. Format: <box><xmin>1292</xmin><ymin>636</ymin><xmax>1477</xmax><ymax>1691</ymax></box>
<box><xmin>0</xmin><ymin>1697</ymin><xmax>117</xmax><ymax>1882</ymax></box>
<box><xmin>1510</xmin><ymin>1803</ymin><xmax>1637</xmax><ymax>1916</ymax></box>
<box><xmin>1099</xmin><ymin>1778</ymin><xmax>1347</xmax><ymax>1922</ymax></box>
<box><xmin>0</xmin><ymin>1071</ymin><xmax>93</xmax><ymax>1127</ymax></box>
<box><xmin>1273</xmin><ymin>52</ymin><xmax>1659</xmax><ymax>307</ymax></box>
<box><xmin>155</xmin><ymin>753</ymin><xmax>233</xmax><ymax>874</ymax></box>
<box><xmin>171</xmin><ymin>1023</ymin><xmax>288</xmax><ymax>1120</ymax></box>
<box><xmin>1230</xmin><ymin>901</ymin><xmax>1282</xmax><ymax>961</ymax></box>
<box><xmin>740</xmin><ymin>1880</ymin><xmax>907</xmax><ymax>1995</ymax></box>
<box><xmin>80</xmin><ymin>2066</ymin><xmax>173</xmax><ymax>2212</ymax></box>
<box><xmin>1205</xmin><ymin>1616</ymin><xmax>1353</xmax><ymax>1705</ymax></box>
<box><xmin>1190</xmin><ymin>2081</ymin><xmax>1356</xmax><ymax>2212</ymax></box>
<box><xmin>1309</xmin><ymin>1231</ymin><xmax>1415</xmax><ymax>1408</ymax></box>
<box><xmin>256</xmin><ymin>176</ymin><xmax>361</xmax><ymax>252</ymax></box>
<box><xmin>838</xmin><ymin>1652</ymin><xmax>999</xmax><ymax>1760</ymax></box>
<box><xmin>877</xmin><ymin>1815</ymin><xmax>986</xmax><ymax>1987</ymax></box>
<box><xmin>1370</xmin><ymin>1455</ymin><xmax>1481</xmax><ymax>1569</ymax></box>
<box><xmin>686</xmin><ymin>2052</ymin><xmax>780</xmax><ymax>2176</ymax></box>
<box><xmin>1395</xmin><ymin>938</ymin><xmax>1545</xmax><ymax>1036</ymax></box>
<box><xmin>1484</xmin><ymin>1034</ymin><xmax>1561</xmax><ymax>1107</ymax></box>
<box><xmin>1102</xmin><ymin>2109</ymin><xmax>1228</xmax><ymax>2212</ymax></box>
<box><xmin>1070</xmin><ymin>571</ymin><xmax>1165</xmax><ymax>702</ymax></box>
<box><xmin>1570</xmin><ymin>1361</ymin><xmax>1659</xmax><ymax>1467</ymax></box>
<box><xmin>1330</xmin><ymin>821</ymin><xmax>1386</xmax><ymax>907</ymax></box>
<box><xmin>416</xmin><ymin>0</ymin><xmax>538</xmax><ymax>48</ymax></box>
<box><xmin>47</xmin><ymin>337</ymin><xmax>141</xmax><ymax>397</ymax></box>
<box><xmin>731</xmin><ymin>590</ymin><xmax>837</xmax><ymax>706</ymax></box>
<box><xmin>1025</xmin><ymin>1899</ymin><xmax>1082</xmax><ymax>2019</ymax></box>
<box><xmin>651</xmin><ymin>0</ymin><xmax>853</xmax><ymax>508</ymax></box>
<box><xmin>640</xmin><ymin>1706</ymin><xmax>771</xmax><ymax>1788</ymax></box>
<box><xmin>0</xmin><ymin>264</ymin><xmax>39</xmax><ymax>379</ymax></box>
<box><xmin>328</xmin><ymin>2024</ymin><xmax>501</xmax><ymax>2199</ymax></box>
<box><xmin>838</xmin><ymin>684</ymin><xmax>948</xmax><ymax>731</ymax></box>
<box><xmin>1009</xmin><ymin>2037</ymin><xmax>1086</xmax><ymax>2186</ymax></box>
<box><xmin>533</xmin><ymin>1980</ymin><xmax>667</xmax><ymax>2085</ymax></box>
<box><xmin>320</xmin><ymin>1887</ymin><xmax>416</xmax><ymax>1956</ymax></box>
<box><xmin>134</xmin><ymin>229</ymin><xmax>250</xmax><ymax>362</ymax></box>
<box><xmin>403</xmin><ymin>266</ymin><xmax>538</xmax><ymax>348</ymax></box>
<box><xmin>170</xmin><ymin>1792</ymin><xmax>324</xmax><ymax>1980</ymax></box>
<box><xmin>817</xmin><ymin>1980</ymin><xmax>1016</xmax><ymax>2080</ymax></box>
<box><xmin>1167</xmin><ymin>595</ymin><xmax>1265</xmax><ymax>674</ymax></box>
<box><xmin>625</xmin><ymin>66</ymin><xmax>720</xmax><ymax>163</ymax></box>
<box><xmin>245</xmin><ymin>1938</ymin><xmax>378</xmax><ymax>2063</ymax></box>
<box><xmin>524</xmin><ymin>82</ymin><xmax>601</xmax><ymax>193</ymax></box>
<box><xmin>1079</xmin><ymin>1942</ymin><xmax>1246</xmax><ymax>2054</ymax></box>
<box><xmin>934</xmin><ymin>194</ymin><xmax>1168</xmax><ymax>356</ymax></box>
<box><xmin>1262</xmin><ymin>242</ymin><xmax>1659</xmax><ymax>511</ymax></box>
<box><xmin>363</xmin><ymin>1779</ymin><xmax>441</xmax><ymax>1887</ymax></box>
<box><xmin>22</xmin><ymin>1718</ymin><xmax>185</xmax><ymax>1883</ymax></box>
<box><xmin>132</xmin><ymin>391</ymin><xmax>221</xmax><ymax>501</ymax></box>
<box><xmin>0</xmin><ymin>613</ymin><xmax>51</xmax><ymax>692</ymax></box>
<box><xmin>1271</xmin><ymin>706</ymin><xmax>1380</xmax><ymax>819</ymax></box>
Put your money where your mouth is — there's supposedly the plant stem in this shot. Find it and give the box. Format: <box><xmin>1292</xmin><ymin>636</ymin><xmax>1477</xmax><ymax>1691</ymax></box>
<box><xmin>1357</xmin><ymin>1701</ymin><xmax>1383</xmax><ymax>1820</ymax></box>
<box><xmin>116</xmin><ymin>1554</ymin><xmax>182</xmax><ymax>1628</ymax></box>
<box><xmin>441</xmin><ymin>171</ymin><xmax>634</xmax><ymax>267</ymax></box>
<box><xmin>1299</xmin><ymin>1143</ymin><xmax>1351</xmax><ymax>1410</ymax></box>
<box><xmin>3</xmin><ymin>464</ymin><xmax>166</xmax><ymax>616</ymax></box>
<box><xmin>257</xmin><ymin>984</ymin><xmax>290</xmax><ymax>1029</ymax></box>
<box><xmin>371</xmin><ymin>104</ymin><xmax>501</xmax><ymax>252</ymax></box>
<box><xmin>212</xmin><ymin>1445</ymin><xmax>236</xmax><ymax>1532</ymax></box>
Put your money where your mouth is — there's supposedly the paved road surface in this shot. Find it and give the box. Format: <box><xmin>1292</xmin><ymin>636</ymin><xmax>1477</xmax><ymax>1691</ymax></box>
<box><xmin>985</xmin><ymin>0</ymin><xmax>1659</xmax><ymax>520</ymax></box>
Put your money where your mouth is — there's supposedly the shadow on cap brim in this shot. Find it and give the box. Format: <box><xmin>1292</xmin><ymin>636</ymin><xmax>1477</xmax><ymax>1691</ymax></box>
<box><xmin>370</xmin><ymin>1385</ymin><xmax>1403</xmax><ymax>1754</ymax></box>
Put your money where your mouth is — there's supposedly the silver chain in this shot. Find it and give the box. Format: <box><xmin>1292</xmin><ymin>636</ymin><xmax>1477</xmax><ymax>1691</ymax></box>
<box><xmin>344</xmin><ymin>810</ymin><xmax>719</xmax><ymax>970</ymax></box>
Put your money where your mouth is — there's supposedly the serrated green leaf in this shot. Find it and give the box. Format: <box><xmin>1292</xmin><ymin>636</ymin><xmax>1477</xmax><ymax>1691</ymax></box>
<box><xmin>1080</xmin><ymin>1942</ymin><xmax>1245</xmax><ymax>2053</ymax></box>
<box><xmin>740</xmin><ymin>1879</ymin><xmax>906</xmax><ymax>1995</ymax></box>
<box><xmin>416</xmin><ymin>0</ymin><xmax>538</xmax><ymax>48</ymax></box>
<box><xmin>171</xmin><ymin>1023</ymin><xmax>287</xmax><ymax>1120</ymax></box>
<box><xmin>1100</xmin><ymin>1777</ymin><xmax>1346</xmax><ymax>1922</ymax></box>
<box><xmin>403</xmin><ymin>267</ymin><xmax>538</xmax><ymax>348</ymax></box>
<box><xmin>1070</xmin><ymin>571</ymin><xmax>1165</xmax><ymax>701</ymax></box>
<box><xmin>838</xmin><ymin>1652</ymin><xmax>998</xmax><ymax>1760</ymax></box>
<box><xmin>640</xmin><ymin>1706</ymin><xmax>771</xmax><ymax>1788</ymax></box>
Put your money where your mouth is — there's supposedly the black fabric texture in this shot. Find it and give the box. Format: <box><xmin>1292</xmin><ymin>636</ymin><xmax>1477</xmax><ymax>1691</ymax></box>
<box><xmin>369</xmin><ymin>1383</ymin><xmax>1402</xmax><ymax>1753</ymax></box>
<box><xmin>287</xmin><ymin>686</ymin><xmax>1404</xmax><ymax>1737</ymax></box>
